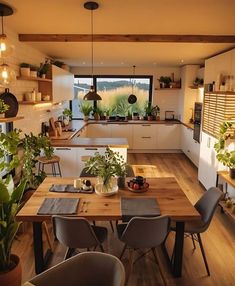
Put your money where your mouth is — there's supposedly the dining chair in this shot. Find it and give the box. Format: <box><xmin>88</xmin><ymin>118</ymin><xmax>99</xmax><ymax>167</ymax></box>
<box><xmin>52</xmin><ymin>215</ymin><xmax>108</xmax><ymax>260</ymax></box>
<box><xmin>26</xmin><ymin>251</ymin><xmax>125</xmax><ymax>286</ymax></box>
<box><xmin>117</xmin><ymin>215</ymin><xmax>170</xmax><ymax>285</ymax></box>
<box><xmin>171</xmin><ymin>186</ymin><xmax>222</xmax><ymax>276</ymax></box>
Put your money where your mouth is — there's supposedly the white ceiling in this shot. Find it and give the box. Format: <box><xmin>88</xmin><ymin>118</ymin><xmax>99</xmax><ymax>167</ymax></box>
<box><xmin>4</xmin><ymin>0</ymin><xmax>235</xmax><ymax>67</ymax></box>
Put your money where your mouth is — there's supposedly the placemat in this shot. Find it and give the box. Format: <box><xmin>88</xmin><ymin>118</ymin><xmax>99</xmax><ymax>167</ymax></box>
<box><xmin>49</xmin><ymin>184</ymin><xmax>94</xmax><ymax>194</ymax></box>
<box><xmin>121</xmin><ymin>197</ymin><xmax>161</xmax><ymax>222</ymax></box>
<box><xmin>37</xmin><ymin>198</ymin><xmax>79</xmax><ymax>215</ymax></box>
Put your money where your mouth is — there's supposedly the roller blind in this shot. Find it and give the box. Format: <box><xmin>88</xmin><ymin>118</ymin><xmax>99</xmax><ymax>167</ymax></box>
<box><xmin>203</xmin><ymin>92</ymin><xmax>235</xmax><ymax>138</ymax></box>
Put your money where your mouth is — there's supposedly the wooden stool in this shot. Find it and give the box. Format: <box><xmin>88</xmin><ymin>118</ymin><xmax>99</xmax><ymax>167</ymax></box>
<box><xmin>38</xmin><ymin>155</ymin><xmax>62</xmax><ymax>177</ymax></box>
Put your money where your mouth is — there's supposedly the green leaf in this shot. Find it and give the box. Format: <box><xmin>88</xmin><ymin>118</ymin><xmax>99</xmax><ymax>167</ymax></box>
<box><xmin>0</xmin><ymin>180</ymin><xmax>10</xmax><ymax>202</ymax></box>
<box><xmin>11</xmin><ymin>179</ymin><xmax>27</xmax><ymax>203</ymax></box>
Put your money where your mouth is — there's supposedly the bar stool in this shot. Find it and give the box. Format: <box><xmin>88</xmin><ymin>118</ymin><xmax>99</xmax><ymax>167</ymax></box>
<box><xmin>38</xmin><ymin>155</ymin><xmax>62</xmax><ymax>177</ymax></box>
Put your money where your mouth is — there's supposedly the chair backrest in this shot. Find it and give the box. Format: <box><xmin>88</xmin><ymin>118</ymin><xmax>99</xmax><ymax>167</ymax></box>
<box><xmin>121</xmin><ymin>215</ymin><xmax>170</xmax><ymax>249</ymax></box>
<box><xmin>52</xmin><ymin>215</ymin><xmax>99</xmax><ymax>249</ymax></box>
<box><xmin>194</xmin><ymin>187</ymin><xmax>222</xmax><ymax>231</ymax></box>
<box><xmin>28</xmin><ymin>252</ymin><xmax>125</xmax><ymax>286</ymax></box>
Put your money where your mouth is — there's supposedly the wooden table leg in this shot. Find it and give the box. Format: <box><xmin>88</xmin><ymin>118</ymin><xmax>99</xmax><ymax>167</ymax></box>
<box><xmin>172</xmin><ymin>221</ymin><xmax>185</xmax><ymax>277</ymax></box>
<box><xmin>33</xmin><ymin>222</ymin><xmax>53</xmax><ymax>274</ymax></box>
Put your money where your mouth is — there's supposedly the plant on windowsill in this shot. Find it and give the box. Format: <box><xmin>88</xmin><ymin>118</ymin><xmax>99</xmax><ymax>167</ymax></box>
<box><xmin>0</xmin><ymin>129</ymin><xmax>27</xmax><ymax>285</ymax></box>
<box><xmin>0</xmin><ymin>99</ymin><xmax>9</xmax><ymax>118</ymax></box>
<box><xmin>144</xmin><ymin>102</ymin><xmax>160</xmax><ymax>121</ymax></box>
<box><xmin>79</xmin><ymin>101</ymin><xmax>93</xmax><ymax>121</ymax></box>
<box><xmin>85</xmin><ymin>147</ymin><xmax>127</xmax><ymax>195</ymax></box>
<box><xmin>214</xmin><ymin>121</ymin><xmax>235</xmax><ymax>178</ymax></box>
<box><xmin>62</xmin><ymin>108</ymin><xmax>72</xmax><ymax>122</ymax></box>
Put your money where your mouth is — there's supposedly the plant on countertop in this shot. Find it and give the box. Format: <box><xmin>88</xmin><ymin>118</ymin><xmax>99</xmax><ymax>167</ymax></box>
<box><xmin>144</xmin><ymin>102</ymin><xmax>160</xmax><ymax>119</ymax></box>
<box><xmin>214</xmin><ymin>121</ymin><xmax>235</xmax><ymax>178</ymax></box>
<box><xmin>0</xmin><ymin>129</ymin><xmax>27</xmax><ymax>274</ymax></box>
<box><xmin>0</xmin><ymin>99</ymin><xmax>9</xmax><ymax>114</ymax></box>
<box><xmin>79</xmin><ymin>101</ymin><xmax>93</xmax><ymax>120</ymax></box>
<box><xmin>63</xmin><ymin>108</ymin><xmax>72</xmax><ymax>120</ymax></box>
<box><xmin>85</xmin><ymin>147</ymin><xmax>127</xmax><ymax>192</ymax></box>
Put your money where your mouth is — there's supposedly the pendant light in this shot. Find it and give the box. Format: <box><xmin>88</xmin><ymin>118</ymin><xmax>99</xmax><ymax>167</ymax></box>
<box><xmin>83</xmin><ymin>1</ymin><xmax>102</xmax><ymax>101</ymax></box>
<box><xmin>128</xmin><ymin>65</ymin><xmax>137</xmax><ymax>104</ymax></box>
<box><xmin>0</xmin><ymin>3</ymin><xmax>14</xmax><ymax>58</ymax></box>
<box><xmin>0</xmin><ymin>63</ymin><xmax>16</xmax><ymax>85</ymax></box>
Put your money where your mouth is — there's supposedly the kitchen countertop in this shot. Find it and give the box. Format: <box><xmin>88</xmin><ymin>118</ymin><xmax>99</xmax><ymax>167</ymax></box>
<box><xmin>181</xmin><ymin>122</ymin><xmax>194</xmax><ymax>130</ymax></box>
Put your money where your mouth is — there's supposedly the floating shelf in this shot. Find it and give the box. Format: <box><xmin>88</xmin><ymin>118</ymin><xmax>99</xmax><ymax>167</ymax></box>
<box><xmin>0</xmin><ymin>116</ymin><xmax>24</xmax><ymax>123</ymax></box>
<box><xmin>155</xmin><ymin>88</ymin><xmax>181</xmax><ymax>90</ymax></box>
<box><xmin>204</xmin><ymin>91</ymin><xmax>235</xmax><ymax>95</ymax></box>
<box><xmin>17</xmin><ymin>76</ymin><xmax>52</xmax><ymax>82</ymax></box>
<box><xmin>19</xmin><ymin>101</ymin><xmax>52</xmax><ymax>105</ymax></box>
<box><xmin>189</xmin><ymin>85</ymin><xmax>204</xmax><ymax>89</ymax></box>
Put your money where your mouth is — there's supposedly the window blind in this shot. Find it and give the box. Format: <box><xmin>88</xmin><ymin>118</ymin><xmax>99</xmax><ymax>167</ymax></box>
<box><xmin>203</xmin><ymin>92</ymin><xmax>235</xmax><ymax>138</ymax></box>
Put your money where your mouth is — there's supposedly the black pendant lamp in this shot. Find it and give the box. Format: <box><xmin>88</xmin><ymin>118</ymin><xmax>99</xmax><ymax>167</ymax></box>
<box><xmin>83</xmin><ymin>2</ymin><xmax>102</xmax><ymax>101</ymax></box>
<box><xmin>128</xmin><ymin>65</ymin><xmax>137</xmax><ymax>104</ymax></box>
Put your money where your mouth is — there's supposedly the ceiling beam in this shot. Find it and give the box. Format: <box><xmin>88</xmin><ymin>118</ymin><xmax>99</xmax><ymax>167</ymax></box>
<box><xmin>18</xmin><ymin>34</ymin><xmax>235</xmax><ymax>43</ymax></box>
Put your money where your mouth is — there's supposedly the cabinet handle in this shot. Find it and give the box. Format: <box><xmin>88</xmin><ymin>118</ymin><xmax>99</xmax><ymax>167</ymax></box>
<box><xmin>142</xmin><ymin>136</ymin><xmax>151</xmax><ymax>139</ymax></box>
<box><xmin>141</xmin><ymin>124</ymin><xmax>151</xmax><ymax>126</ymax></box>
<box><xmin>85</xmin><ymin>148</ymin><xmax>98</xmax><ymax>150</ymax></box>
<box><xmin>56</xmin><ymin>148</ymin><xmax>71</xmax><ymax>150</ymax></box>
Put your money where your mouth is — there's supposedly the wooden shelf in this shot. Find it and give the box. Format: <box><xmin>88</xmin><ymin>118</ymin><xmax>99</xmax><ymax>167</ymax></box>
<box><xmin>17</xmin><ymin>76</ymin><xmax>52</xmax><ymax>82</ymax></box>
<box><xmin>189</xmin><ymin>85</ymin><xmax>204</xmax><ymax>89</ymax></box>
<box><xmin>204</xmin><ymin>91</ymin><xmax>235</xmax><ymax>95</ymax></box>
<box><xmin>19</xmin><ymin>101</ymin><xmax>52</xmax><ymax>105</ymax></box>
<box><xmin>0</xmin><ymin>116</ymin><xmax>24</xmax><ymax>122</ymax></box>
<box><xmin>219</xmin><ymin>201</ymin><xmax>235</xmax><ymax>220</ymax></box>
<box><xmin>155</xmin><ymin>88</ymin><xmax>181</xmax><ymax>90</ymax></box>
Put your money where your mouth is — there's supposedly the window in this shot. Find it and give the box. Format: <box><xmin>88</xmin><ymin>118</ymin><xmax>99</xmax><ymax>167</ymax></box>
<box><xmin>72</xmin><ymin>75</ymin><xmax>153</xmax><ymax>119</ymax></box>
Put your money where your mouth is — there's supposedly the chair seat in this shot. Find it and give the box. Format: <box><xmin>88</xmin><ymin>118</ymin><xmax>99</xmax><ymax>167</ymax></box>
<box><xmin>38</xmin><ymin>155</ymin><xmax>60</xmax><ymax>164</ymax></box>
<box><xmin>116</xmin><ymin>223</ymin><xmax>127</xmax><ymax>239</ymax></box>
<box><xmin>92</xmin><ymin>225</ymin><xmax>108</xmax><ymax>243</ymax></box>
<box><xmin>171</xmin><ymin>219</ymin><xmax>206</xmax><ymax>234</ymax></box>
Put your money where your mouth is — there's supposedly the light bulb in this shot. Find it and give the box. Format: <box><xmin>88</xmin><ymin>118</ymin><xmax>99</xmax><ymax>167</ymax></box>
<box><xmin>0</xmin><ymin>63</ymin><xmax>16</xmax><ymax>85</ymax></box>
<box><xmin>0</xmin><ymin>34</ymin><xmax>14</xmax><ymax>58</ymax></box>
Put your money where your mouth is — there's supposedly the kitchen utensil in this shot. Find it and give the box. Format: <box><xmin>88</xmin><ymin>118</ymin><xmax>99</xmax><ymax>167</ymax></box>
<box><xmin>0</xmin><ymin>88</ymin><xmax>18</xmax><ymax>117</ymax></box>
<box><xmin>165</xmin><ymin>111</ymin><xmax>175</xmax><ymax>121</ymax></box>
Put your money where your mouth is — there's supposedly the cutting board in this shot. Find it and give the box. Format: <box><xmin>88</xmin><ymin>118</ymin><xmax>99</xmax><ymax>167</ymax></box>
<box><xmin>50</xmin><ymin>130</ymin><xmax>77</xmax><ymax>140</ymax></box>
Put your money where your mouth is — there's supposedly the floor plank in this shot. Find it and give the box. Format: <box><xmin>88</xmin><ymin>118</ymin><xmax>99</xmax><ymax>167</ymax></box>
<box><xmin>13</xmin><ymin>153</ymin><xmax>235</xmax><ymax>285</ymax></box>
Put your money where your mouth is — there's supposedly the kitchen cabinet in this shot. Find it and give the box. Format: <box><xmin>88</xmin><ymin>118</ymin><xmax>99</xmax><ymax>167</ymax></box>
<box><xmin>132</xmin><ymin>124</ymin><xmax>156</xmax><ymax>150</ymax></box>
<box><xmin>111</xmin><ymin>124</ymin><xmax>133</xmax><ymax>149</ymax></box>
<box><xmin>181</xmin><ymin>125</ymin><xmax>200</xmax><ymax>167</ymax></box>
<box><xmin>156</xmin><ymin>124</ymin><xmax>180</xmax><ymax>150</ymax></box>
<box><xmin>86</xmin><ymin>123</ymin><xmax>112</xmax><ymax>138</ymax></box>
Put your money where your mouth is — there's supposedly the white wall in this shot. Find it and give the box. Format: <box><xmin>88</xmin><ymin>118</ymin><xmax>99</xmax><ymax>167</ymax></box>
<box><xmin>1</xmin><ymin>28</ymin><xmax>68</xmax><ymax>135</ymax></box>
<box><xmin>71</xmin><ymin>66</ymin><xmax>181</xmax><ymax>120</ymax></box>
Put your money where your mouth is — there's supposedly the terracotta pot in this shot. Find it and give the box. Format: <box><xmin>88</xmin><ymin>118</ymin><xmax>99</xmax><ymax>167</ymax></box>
<box><xmin>229</xmin><ymin>168</ymin><xmax>235</xmax><ymax>179</ymax></box>
<box><xmin>0</xmin><ymin>254</ymin><xmax>22</xmax><ymax>286</ymax></box>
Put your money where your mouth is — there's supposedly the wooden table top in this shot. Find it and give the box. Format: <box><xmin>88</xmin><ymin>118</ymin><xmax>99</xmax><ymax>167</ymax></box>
<box><xmin>16</xmin><ymin>177</ymin><xmax>200</xmax><ymax>222</ymax></box>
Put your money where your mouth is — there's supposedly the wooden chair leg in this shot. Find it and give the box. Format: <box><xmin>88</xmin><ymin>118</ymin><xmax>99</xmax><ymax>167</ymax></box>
<box><xmin>152</xmin><ymin>248</ymin><xmax>167</xmax><ymax>286</ymax></box>
<box><xmin>191</xmin><ymin>234</ymin><xmax>196</xmax><ymax>249</ymax></box>
<box><xmin>197</xmin><ymin>233</ymin><xmax>210</xmax><ymax>276</ymax></box>
<box><xmin>42</xmin><ymin>221</ymin><xmax>53</xmax><ymax>251</ymax></box>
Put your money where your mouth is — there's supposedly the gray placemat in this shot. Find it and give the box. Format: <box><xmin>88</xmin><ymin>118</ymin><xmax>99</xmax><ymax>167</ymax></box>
<box><xmin>49</xmin><ymin>184</ymin><xmax>94</xmax><ymax>194</ymax></box>
<box><xmin>121</xmin><ymin>197</ymin><xmax>161</xmax><ymax>222</ymax></box>
<box><xmin>37</xmin><ymin>198</ymin><xmax>79</xmax><ymax>215</ymax></box>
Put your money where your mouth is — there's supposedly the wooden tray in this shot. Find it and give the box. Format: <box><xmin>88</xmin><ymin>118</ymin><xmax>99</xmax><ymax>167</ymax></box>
<box><xmin>127</xmin><ymin>186</ymin><xmax>149</xmax><ymax>193</ymax></box>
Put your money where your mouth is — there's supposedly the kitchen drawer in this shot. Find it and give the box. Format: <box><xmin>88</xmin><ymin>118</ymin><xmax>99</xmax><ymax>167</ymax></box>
<box><xmin>133</xmin><ymin>124</ymin><xmax>156</xmax><ymax>137</ymax></box>
<box><xmin>132</xmin><ymin>135</ymin><xmax>156</xmax><ymax>149</ymax></box>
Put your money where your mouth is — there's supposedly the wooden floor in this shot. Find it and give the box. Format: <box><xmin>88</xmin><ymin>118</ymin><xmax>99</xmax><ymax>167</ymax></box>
<box><xmin>13</xmin><ymin>153</ymin><xmax>235</xmax><ymax>286</ymax></box>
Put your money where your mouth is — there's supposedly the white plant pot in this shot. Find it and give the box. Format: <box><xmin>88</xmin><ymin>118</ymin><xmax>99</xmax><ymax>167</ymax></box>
<box><xmin>20</xmin><ymin>67</ymin><xmax>30</xmax><ymax>77</ymax></box>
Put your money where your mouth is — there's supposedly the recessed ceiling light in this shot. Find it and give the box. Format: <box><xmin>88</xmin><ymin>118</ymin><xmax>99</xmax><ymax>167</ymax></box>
<box><xmin>82</xmin><ymin>61</ymin><xmax>86</xmax><ymax>65</ymax></box>
<box><xmin>181</xmin><ymin>59</ymin><xmax>184</xmax><ymax>63</ymax></box>
<box><xmin>153</xmin><ymin>62</ymin><xmax>157</xmax><ymax>65</ymax></box>
<box><xmin>100</xmin><ymin>62</ymin><xmax>103</xmax><ymax>65</ymax></box>
<box><xmin>121</xmin><ymin>62</ymin><xmax>124</xmax><ymax>65</ymax></box>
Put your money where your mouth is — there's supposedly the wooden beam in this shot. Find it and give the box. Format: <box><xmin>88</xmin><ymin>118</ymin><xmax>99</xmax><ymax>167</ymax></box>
<box><xmin>18</xmin><ymin>34</ymin><xmax>235</xmax><ymax>43</ymax></box>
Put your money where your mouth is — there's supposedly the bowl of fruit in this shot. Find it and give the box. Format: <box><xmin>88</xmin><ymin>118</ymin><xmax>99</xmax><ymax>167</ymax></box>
<box><xmin>127</xmin><ymin>176</ymin><xmax>149</xmax><ymax>193</ymax></box>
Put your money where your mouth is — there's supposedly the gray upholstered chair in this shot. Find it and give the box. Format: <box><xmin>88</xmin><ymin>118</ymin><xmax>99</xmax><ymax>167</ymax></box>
<box><xmin>52</xmin><ymin>216</ymin><xmax>107</xmax><ymax>260</ymax></box>
<box><xmin>171</xmin><ymin>187</ymin><xmax>222</xmax><ymax>276</ymax></box>
<box><xmin>27</xmin><ymin>251</ymin><xmax>125</xmax><ymax>286</ymax></box>
<box><xmin>117</xmin><ymin>215</ymin><xmax>170</xmax><ymax>285</ymax></box>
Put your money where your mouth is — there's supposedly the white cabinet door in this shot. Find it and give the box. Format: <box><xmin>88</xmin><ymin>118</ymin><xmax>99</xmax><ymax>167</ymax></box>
<box><xmin>54</xmin><ymin>147</ymin><xmax>79</xmax><ymax>177</ymax></box>
<box><xmin>86</xmin><ymin>123</ymin><xmax>111</xmax><ymax>138</ymax></box>
<box><xmin>111</xmin><ymin>124</ymin><xmax>133</xmax><ymax>149</ymax></box>
<box><xmin>189</xmin><ymin>139</ymin><xmax>200</xmax><ymax>167</ymax></box>
<box><xmin>156</xmin><ymin>124</ymin><xmax>180</xmax><ymax>149</ymax></box>
<box><xmin>132</xmin><ymin>124</ymin><xmax>156</xmax><ymax>149</ymax></box>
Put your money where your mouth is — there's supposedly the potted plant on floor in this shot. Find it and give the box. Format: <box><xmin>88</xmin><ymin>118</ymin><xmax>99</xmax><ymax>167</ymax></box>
<box><xmin>85</xmin><ymin>147</ymin><xmax>127</xmax><ymax>195</ymax></box>
<box><xmin>79</xmin><ymin>101</ymin><xmax>93</xmax><ymax>121</ymax></box>
<box><xmin>0</xmin><ymin>99</ymin><xmax>9</xmax><ymax>118</ymax></box>
<box><xmin>0</xmin><ymin>129</ymin><xmax>27</xmax><ymax>286</ymax></box>
<box><xmin>214</xmin><ymin>121</ymin><xmax>235</xmax><ymax>178</ymax></box>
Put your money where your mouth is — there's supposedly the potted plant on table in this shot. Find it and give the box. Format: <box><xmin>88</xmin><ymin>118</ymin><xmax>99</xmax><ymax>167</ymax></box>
<box><xmin>79</xmin><ymin>101</ymin><xmax>93</xmax><ymax>121</ymax></box>
<box><xmin>19</xmin><ymin>63</ymin><xmax>30</xmax><ymax>77</ymax></box>
<box><xmin>214</xmin><ymin>121</ymin><xmax>235</xmax><ymax>178</ymax></box>
<box><xmin>0</xmin><ymin>99</ymin><xmax>9</xmax><ymax>118</ymax></box>
<box><xmin>0</xmin><ymin>129</ymin><xmax>27</xmax><ymax>286</ymax></box>
<box><xmin>85</xmin><ymin>147</ymin><xmax>127</xmax><ymax>195</ymax></box>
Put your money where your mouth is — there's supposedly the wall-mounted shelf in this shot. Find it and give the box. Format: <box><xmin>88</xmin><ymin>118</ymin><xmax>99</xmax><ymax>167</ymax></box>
<box><xmin>17</xmin><ymin>76</ymin><xmax>52</xmax><ymax>82</ymax></box>
<box><xmin>155</xmin><ymin>87</ymin><xmax>181</xmax><ymax>90</ymax></box>
<box><xmin>189</xmin><ymin>85</ymin><xmax>204</xmax><ymax>89</ymax></box>
<box><xmin>205</xmin><ymin>91</ymin><xmax>235</xmax><ymax>95</ymax></box>
<box><xmin>0</xmin><ymin>116</ymin><xmax>24</xmax><ymax>123</ymax></box>
<box><xmin>19</xmin><ymin>101</ymin><xmax>52</xmax><ymax>105</ymax></box>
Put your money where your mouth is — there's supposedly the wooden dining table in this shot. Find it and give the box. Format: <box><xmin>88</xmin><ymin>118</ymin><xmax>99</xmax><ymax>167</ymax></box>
<box><xmin>16</xmin><ymin>176</ymin><xmax>201</xmax><ymax>277</ymax></box>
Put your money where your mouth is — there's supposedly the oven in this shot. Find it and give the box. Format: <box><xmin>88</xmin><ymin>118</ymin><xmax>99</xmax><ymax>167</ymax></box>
<box><xmin>193</xmin><ymin>102</ymin><xmax>202</xmax><ymax>143</ymax></box>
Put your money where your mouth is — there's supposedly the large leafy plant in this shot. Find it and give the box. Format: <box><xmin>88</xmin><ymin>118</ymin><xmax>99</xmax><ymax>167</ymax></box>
<box><xmin>214</xmin><ymin>121</ymin><xmax>235</xmax><ymax>168</ymax></box>
<box><xmin>0</xmin><ymin>130</ymin><xmax>27</xmax><ymax>272</ymax></box>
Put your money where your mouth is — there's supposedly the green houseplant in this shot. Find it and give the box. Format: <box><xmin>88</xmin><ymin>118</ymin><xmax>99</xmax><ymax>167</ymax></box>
<box><xmin>0</xmin><ymin>99</ymin><xmax>9</xmax><ymax>118</ymax></box>
<box><xmin>79</xmin><ymin>102</ymin><xmax>93</xmax><ymax>121</ymax></box>
<box><xmin>19</xmin><ymin>62</ymin><xmax>30</xmax><ymax>77</ymax></box>
<box><xmin>85</xmin><ymin>147</ymin><xmax>126</xmax><ymax>193</ymax></box>
<box><xmin>63</xmin><ymin>108</ymin><xmax>72</xmax><ymax>121</ymax></box>
<box><xmin>158</xmin><ymin>76</ymin><xmax>172</xmax><ymax>88</ymax></box>
<box><xmin>0</xmin><ymin>129</ymin><xmax>27</xmax><ymax>285</ymax></box>
<box><xmin>214</xmin><ymin>121</ymin><xmax>235</xmax><ymax>178</ymax></box>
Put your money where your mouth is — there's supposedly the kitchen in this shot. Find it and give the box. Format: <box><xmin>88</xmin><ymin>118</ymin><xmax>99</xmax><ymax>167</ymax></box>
<box><xmin>0</xmin><ymin>1</ymin><xmax>235</xmax><ymax>286</ymax></box>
